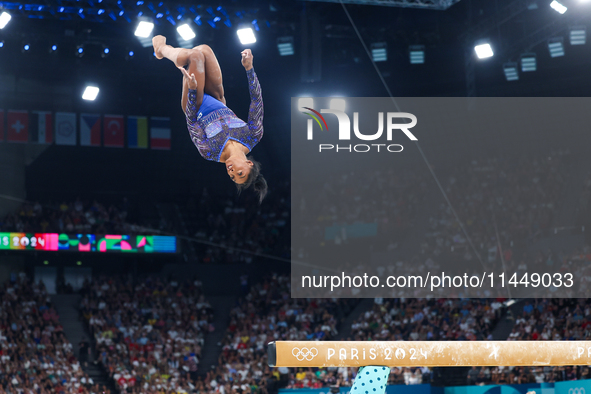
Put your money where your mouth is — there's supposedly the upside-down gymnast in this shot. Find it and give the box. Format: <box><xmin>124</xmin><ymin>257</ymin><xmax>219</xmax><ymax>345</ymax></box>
<box><xmin>152</xmin><ymin>35</ymin><xmax>267</xmax><ymax>202</ymax></box>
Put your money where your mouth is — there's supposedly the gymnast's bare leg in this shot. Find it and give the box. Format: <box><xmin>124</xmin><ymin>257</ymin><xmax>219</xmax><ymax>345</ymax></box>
<box><xmin>152</xmin><ymin>35</ymin><xmax>226</xmax><ymax>114</ymax></box>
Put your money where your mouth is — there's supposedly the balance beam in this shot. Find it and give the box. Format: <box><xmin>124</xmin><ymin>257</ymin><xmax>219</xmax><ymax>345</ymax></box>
<box><xmin>268</xmin><ymin>341</ymin><xmax>591</xmax><ymax>367</ymax></box>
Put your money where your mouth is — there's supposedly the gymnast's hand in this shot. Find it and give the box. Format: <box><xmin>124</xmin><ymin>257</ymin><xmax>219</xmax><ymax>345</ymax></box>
<box><xmin>241</xmin><ymin>49</ymin><xmax>253</xmax><ymax>71</ymax></box>
<box><xmin>179</xmin><ymin>67</ymin><xmax>198</xmax><ymax>89</ymax></box>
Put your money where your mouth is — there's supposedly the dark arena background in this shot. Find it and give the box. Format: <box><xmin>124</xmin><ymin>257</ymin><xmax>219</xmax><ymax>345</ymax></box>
<box><xmin>0</xmin><ymin>0</ymin><xmax>591</xmax><ymax>393</ymax></box>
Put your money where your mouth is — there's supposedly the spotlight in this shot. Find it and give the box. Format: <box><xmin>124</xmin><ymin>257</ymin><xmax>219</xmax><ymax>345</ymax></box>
<box><xmin>371</xmin><ymin>42</ymin><xmax>387</xmax><ymax>62</ymax></box>
<box><xmin>82</xmin><ymin>86</ymin><xmax>99</xmax><ymax>101</ymax></box>
<box><xmin>102</xmin><ymin>45</ymin><xmax>110</xmax><ymax>58</ymax></box>
<box><xmin>50</xmin><ymin>44</ymin><xmax>58</xmax><ymax>53</ymax></box>
<box><xmin>520</xmin><ymin>53</ymin><xmax>536</xmax><ymax>72</ymax></box>
<box><xmin>22</xmin><ymin>44</ymin><xmax>30</xmax><ymax>52</ymax></box>
<box><xmin>570</xmin><ymin>26</ymin><xmax>586</xmax><ymax>45</ymax></box>
<box><xmin>237</xmin><ymin>27</ymin><xmax>256</xmax><ymax>45</ymax></box>
<box><xmin>0</xmin><ymin>11</ymin><xmax>11</xmax><ymax>29</ymax></box>
<box><xmin>548</xmin><ymin>37</ymin><xmax>564</xmax><ymax>57</ymax></box>
<box><xmin>329</xmin><ymin>98</ymin><xmax>346</xmax><ymax>112</ymax></box>
<box><xmin>177</xmin><ymin>23</ymin><xmax>196</xmax><ymax>41</ymax></box>
<box><xmin>503</xmin><ymin>62</ymin><xmax>519</xmax><ymax>81</ymax></box>
<box><xmin>134</xmin><ymin>20</ymin><xmax>154</xmax><ymax>38</ymax></box>
<box><xmin>550</xmin><ymin>0</ymin><xmax>567</xmax><ymax>13</ymax></box>
<box><xmin>297</xmin><ymin>97</ymin><xmax>314</xmax><ymax>112</ymax></box>
<box><xmin>277</xmin><ymin>36</ymin><xmax>294</xmax><ymax>56</ymax></box>
<box><xmin>409</xmin><ymin>45</ymin><xmax>425</xmax><ymax>64</ymax></box>
<box><xmin>76</xmin><ymin>45</ymin><xmax>84</xmax><ymax>57</ymax></box>
<box><xmin>474</xmin><ymin>40</ymin><xmax>494</xmax><ymax>59</ymax></box>
<box><xmin>128</xmin><ymin>50</ymin><xmax>134</xmax><ymax>57</ymax></box>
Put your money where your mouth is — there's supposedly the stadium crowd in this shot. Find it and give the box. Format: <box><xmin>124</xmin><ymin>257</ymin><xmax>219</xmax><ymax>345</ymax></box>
<box><xmin>180</xmin><ymin>182</ymin><xmax>290</xmax><ymax>264</ymax></box>
<box><xmin>79</xmin><ymin>276</ymin><xmax>213</xmax><ymax>394</ymax></box>
<box><xmin>467</xmin><ymin>297</ymin><xmax>591</xmax><ymax>385</ymax></box>
<box><xmin>204</xmin><ymin>274</ymin><xmax>360</xmax><ymax>392</ymax></box>
<box><xmin>0</xmin><ymin>198</ymin><xmax>144</xmax><ymax>235</ymax></box>
<box><xmin>0</xmin><ymin>275</ymin><xmax>108</xmax><ymax>394</ymax></box>
<box><xmin>1</xmin><ymin>270</ymin><xmax>590</xmax><ymax>393</ymax></box>
<box><xmin>349</xmin><ymin>297</ymin><xmax>502</xmax><ymax>386</ymax></box>
<box><xmin>422</xmin><ymin>151</ymin><xmax>570</xmax><ymax>261</ymax></box>
<box><xmin>295</xmin><ymin>168</ymin><xmax>429</xmax><ymax>246</ymax></box>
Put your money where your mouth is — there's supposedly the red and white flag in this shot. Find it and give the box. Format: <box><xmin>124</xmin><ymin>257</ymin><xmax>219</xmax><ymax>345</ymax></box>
<box><xmin>6</xmin><ymin>110</ymin><xmax>29</xmax><ymax>143</ymax></box>
<box><xmin>103</xmin><ymin>114</ymin><xmax>124</xmax><ymax>147</ymax></box>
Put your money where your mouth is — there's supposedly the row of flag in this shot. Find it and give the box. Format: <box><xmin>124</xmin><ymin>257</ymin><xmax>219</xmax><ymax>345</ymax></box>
<box><xmin>0</xmin><ymin>110</ymin><xmax>172</xmax><ymax>150</ymax></box>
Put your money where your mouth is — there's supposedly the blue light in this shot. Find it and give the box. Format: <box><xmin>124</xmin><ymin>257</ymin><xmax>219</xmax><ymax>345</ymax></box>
<box><xmin>52</xmin><ymin>45</ymin><xmax>57</xmax><ymax>51</ymax></box>
<box><xmin>213</xmin><ymin>16</ymin><xmax>220</xmax><ymax>22</ymax></box>
<box><xmin>217</xmin><ymin>6</ymin><xmax>222</xmax><ymax>10</ymax></box>
<box><xmin>98</xmin><ymin>9</ymin><xmax>104</xmax><ymax>14</ymax></box>
<box><xmin>128</xmin><ymin>51</ymin><xmax>134</xmax><ymax>57</ymax></box>
<box><xmin>78</xmin><ymin>47</ymin><xmax>84</xmax><ymax>53</ymax></box>
<box><xmin>24</xmin><ymin>44</ymin><xmax>30</xmax><ymax>51</ymax></box>
<box><xmin>137</xmin><ymin>11</ymin><xmax>143</xmax><ymax>16</ymax></box>
<box><xmin>104</xmin><ymin>48</ymin><xmax>109</xmax><ymax>54</ymax></box>
<box><xmin>59</xmin><ymin>7</ymin><xmax>64</xmax><ymax>12</ymax></box>
<box><xmin>136</xmin><ymin>0</ymin><xmax>144</xmax><ymax>4</ymax></box>
<box><xmin>177</xmin><ymin>14</ymin><xmax>182</xmax><ymax>20</ymax></box>
<box><xmin>37</xmin><ymin>6</ymin><xmax>42</xmax><ymax>11</ymax></box>
<box><xmin>0</xmin><ymin>42</ymin><xmax>4</xmax><ymax>48</ymax></box>
<box><xmin>153</xmin><ymin>52</ymin><xmax>156</xmax><ymax>57</ymax></box>
<box><xmin>156</xmin><ymin>13</ymin><xmax>163</xmax><ymax>18</ymax></box>
<box><xmin>79</xmin><ymin>8</ymin><xmax>83</xmax><ymax>13</ymax></box>
<box><xmin>119</xmin><ymin>10</ymin><xmax>124</xmax><ymax>16</ymax></box>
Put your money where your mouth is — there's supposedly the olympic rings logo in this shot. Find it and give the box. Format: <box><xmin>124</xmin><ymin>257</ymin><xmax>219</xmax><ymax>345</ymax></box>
<box><xmin>292</xmin><ymin>347</ymin><xmax>319</xmax><ymax>361</ymax></box>
<box><xmin>569</xmin><ymin>388</ymin><xmax>586</xmax><ymax>394</ymax></box>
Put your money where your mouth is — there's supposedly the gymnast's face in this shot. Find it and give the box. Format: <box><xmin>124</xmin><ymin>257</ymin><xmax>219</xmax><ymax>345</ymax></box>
<box><xmin>226</xmin><ymin>158</ymin><xmax>253</xmax><ymax>184</ymax></box>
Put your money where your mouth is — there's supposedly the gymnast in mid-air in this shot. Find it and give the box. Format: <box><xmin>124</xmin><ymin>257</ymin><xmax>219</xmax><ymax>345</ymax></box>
<box><xmin>152</xmin><ymin>35</ymin><xmax>267</xmax><ymax>202</ymax></box>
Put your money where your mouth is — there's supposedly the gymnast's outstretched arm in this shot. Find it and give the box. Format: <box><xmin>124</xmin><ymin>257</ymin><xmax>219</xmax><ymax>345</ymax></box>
<box><xmin>241</xmin><ymin>49</ymin><xmax>264</xmax><ymax>141</ymax></box>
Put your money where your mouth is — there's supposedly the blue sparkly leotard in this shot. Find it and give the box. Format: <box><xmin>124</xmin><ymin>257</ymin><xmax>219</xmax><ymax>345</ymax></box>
<box><xmin>185</xmin><ymin>68</ymin><xmax>263</xmax><ymax>162</ymax></box>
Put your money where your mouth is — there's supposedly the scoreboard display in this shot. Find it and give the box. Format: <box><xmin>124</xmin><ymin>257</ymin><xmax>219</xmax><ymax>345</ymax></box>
<box><xmin>0</xmin><ymin>233</ymin><xmax>177</xmax><ymax>253</ymax></box>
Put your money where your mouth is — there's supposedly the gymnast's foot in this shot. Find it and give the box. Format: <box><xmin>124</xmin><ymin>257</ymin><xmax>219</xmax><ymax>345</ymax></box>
<box><xmin>152</xmin><ymin>35</ymin><xmax>166</xmax><ymax>59</ymax></box>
